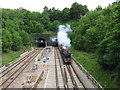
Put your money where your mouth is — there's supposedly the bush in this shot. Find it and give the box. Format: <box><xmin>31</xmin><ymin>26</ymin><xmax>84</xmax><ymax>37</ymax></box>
<box><xmin>2</xmin><ymin>28</ymin><xmax>13</xmax><ymax>52</ymax></box>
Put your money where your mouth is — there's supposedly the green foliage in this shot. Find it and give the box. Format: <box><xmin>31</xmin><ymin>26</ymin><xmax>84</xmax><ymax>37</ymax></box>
<box><xmin>2</xmin><ymin>52</ymin><xmax>20</xmax><ymax>67</ymax></box>
<box><xmin>72</xmin><ymin>35</ymin><xmax>84</xmax><ymax>50</ymax></box>
<box><xmin>83</xmin><ymin>27</ymin><xmax>99</xmax><ymax>52</ymax></box>
<box><xmin>70</xmin><ymin>47</ymin><xmax>118</xmax><ymax>88</ymax></box>
<box><xmin>48</xmin><ymin>8</ymin><xmax>62</xmax><ymax>22</ymax></box>
<box><xmin>11</xmin><ymin>31</ymin><xmax>22</xmax><ymax>51</ymax></box>
<box><xmin>61</xmin><ymin>8</ymin><xmax>70</xmax><ymax>22</ymax></box>
<box><xmin>95</xmin><ymin>6</ymin><xmax>102</xmax><ymax>11</ymax></box>
<box><xmin>70</xmin><ymin>2</ymin><xmax>89</xmax><ymax>20</ymax></box>
<box><xmin>18</xmin><ymin>30</ymin><xmax>30</xmax><ymax>46</ymax></box>
<box><xmin>42</xmin><ymin>31</ymin><xmax>55</xmax><ymax>34</ymax></box>
<box><xmin>40</xmin><ymin>11</ymin><xmax>50</xmax><ymax>30</ymax></box>
<box><xmin>69</xmin><ymin>2</ymin><xmax>120</xmax><ymax>69</ymax></box>
<box><xmin>2</xmin><ymin>28</ymin><xmax>12</xmax><ymax>52</ymax></box>
<box><xmin>2</xmin><ymin>7</ymin><xmax>64</xmax><ymax>52</ymax></box>
<box><xmin>49</xmin><ymin>20</ymin><xmax>60</xmax><ymax>32</ymax></box>
<box><xmin>34</xmin><ymin>22</ymin><xmax>44</xmax><ymax>33</ymax></box>
<box><xmin>2</xmin><ymin>1</ymin><xmax>119</xmax><ymax>71</ymax></box>
<box><xmin>97</xmin><ymin>2</ymin><xmax>120</xmax><ymax>69</ymax></box>
<box><xmin>98</xmin><ymin>29</ymin><xmax>120</xmax><ymax>69</ymax></box>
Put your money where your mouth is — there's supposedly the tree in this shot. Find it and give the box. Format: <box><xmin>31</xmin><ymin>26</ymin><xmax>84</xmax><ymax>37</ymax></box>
<box><xmin>43</xmin><ymin>6</ymin><xmax>49</xmax><ymax>12</ymax></box>
<box><xmin>48</xmin><ymin>8</ymin><xmax>62</xmax><ymax>22</ymax></box>
<box><xmin>83</xmin><ymin>27</ymin><xmax>99</xmax><ymax>52</ymax></box>
<box><xmin>2</xmin><ymin>28</ymin><xmax>12</xmax><ymax>52</ymax></box>
<box><xmin>49</xmin><ymin>20</ymin><xmax>60</xmax><ymax>32</ymax></box>
<box><xmin>18</xmin><ymin>30</ymin><xmax>30</xmax><ymax>46</ymax></box>
<box><xmin>41</xmin><ymin>11</ymin><xmax>50</xmax><ymax>30</ymax></box>
<box><xmin>70</xmin><ymin>2</ymin><xmax>88</xmax><ymax>20</ymax></box>
<box><xmin>95</xmin><ymin>5</ymin><xmax>102</xmax><ymax>11</ymax></box>
<box><xmin>97</xmin><ymin>2</ymin><xmax>120</xmax><ymax>69</ymax></box>
<box><xmin>34</xmin><ymin>23</ymin><xmax>44</xmax><ymax>33</ymax></box>
<box><xmin>69</xmin><ymin>1</ymin><xmax>120</xmax><ymax>69</ymax></box>
<box><xmin>11</xmin><ymin>31</ymin><xmax>22</xmax><ymax>51</ymax></box>
<box><xmin>61</xmin><ymin>8</ymin><xmax>70</xmax><ymax>22</ymax></box>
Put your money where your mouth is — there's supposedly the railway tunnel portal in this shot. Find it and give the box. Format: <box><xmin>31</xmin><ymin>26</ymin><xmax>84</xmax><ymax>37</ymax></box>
<box><xmin>31</xmin><ymin>34</ymin><xmax>57</xmax><ymax>47</ymax></box>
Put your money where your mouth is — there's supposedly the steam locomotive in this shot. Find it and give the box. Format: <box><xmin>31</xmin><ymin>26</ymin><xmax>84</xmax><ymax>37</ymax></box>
<box><xmin>52</xmin><ymin>38</ymin><xmax>72</xmax><ymax>64</ymax></box>
<box><xmin>59</xmin><ymin>45</ymin><xmax>72</xmax><ymax>64</ymax></box>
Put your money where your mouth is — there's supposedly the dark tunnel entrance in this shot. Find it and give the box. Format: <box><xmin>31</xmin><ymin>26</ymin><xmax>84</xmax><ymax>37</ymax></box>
<box><xmin>37</xmin><ymin>38</ymin><xmax>46</xmax><ymax>47</ymax></box>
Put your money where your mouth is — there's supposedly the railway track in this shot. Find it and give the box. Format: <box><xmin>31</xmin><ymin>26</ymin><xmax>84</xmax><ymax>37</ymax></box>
<box><xmin>54</xmin><ymin>47</ymin><xmax>59</xmax><ymax>88</ymax></box>
<box><xmin>54</xmin><ymin>47</ymin><xmax>85</xmax><ymax>90</ymax></box>
<box><xmin>0</xmin><ymin>48</ymin><xmax>37</xmax><ymax>78</ymax></box>
<box><xmin>0</xmin><ymin>48</ymin><xmax>43</xmax><ymax>89</ymax></box>
<box><xmin>66</xmin><ymin>65</ymin><xmax>85</xmax><ymax>89</ymax></box>
<box><xmin>54</xmin><ymin>47</ymin><xmax>64</xmax><ymax>88</ymax></box>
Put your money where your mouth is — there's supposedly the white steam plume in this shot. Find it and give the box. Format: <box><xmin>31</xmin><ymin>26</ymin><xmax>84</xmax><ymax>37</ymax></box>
<box><xmin>57</xmin><ymin>25</ymin><xmax>72</xmax><ymax>47</ymax></box>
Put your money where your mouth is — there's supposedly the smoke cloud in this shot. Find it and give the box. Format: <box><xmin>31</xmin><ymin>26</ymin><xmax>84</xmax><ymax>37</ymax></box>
<box><xmin>51</xmin><ymin>37</ymin><xmax>57</xmax><ymax>42</ymax></box>
<box><xmin>57</xmin><ymin>25</ymin><xmax>72</xmax><ymax>47</ymax></box>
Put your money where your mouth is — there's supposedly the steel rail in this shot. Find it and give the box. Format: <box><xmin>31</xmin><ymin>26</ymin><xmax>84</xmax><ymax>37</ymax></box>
<box><xmin>54</xmin><ymin>47</ymin><xmax>59</xmax><ymax>89</ymax></box>
<box><xmin>0</xmin><ymin>48</ymin><xmax>43</xmax><ymax>89</ymax></box>
<box><xmin>0</xmin><ymin>49</ymin><xmax>37</xmax><ymax>78</ymax></box>
<box><xmin>66</xmin><ymin>65</ymin><xmax>78</xmax><ymax>89</ymax></box>
<box><xmin>56</xmin><ymin>47</ymin><xmax>69</xmax><ymax>89</ymax></box>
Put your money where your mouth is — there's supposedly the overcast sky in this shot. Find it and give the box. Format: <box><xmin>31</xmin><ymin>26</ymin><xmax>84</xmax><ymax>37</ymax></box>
<box><xmin>0</xmin><ymin>0</ymin><xmax>116</xmax><ymax>12</ymax></box>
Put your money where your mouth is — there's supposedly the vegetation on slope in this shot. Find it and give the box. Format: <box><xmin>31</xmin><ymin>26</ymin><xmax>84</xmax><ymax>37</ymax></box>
<box><xmin>70</xmin><ymin>47</ymin><xmax>118</xmax><ymax>88</ymax></box>
<box><xmin>69</xmin><ymin>2</ymin><xmax>120</xmax><ymax>70</ymax></box>
<box><xmin>1</xmin><ymin>1</ymin><xmax>120</xmax><ymax>88</ymax></box>
<box><xmin>2</xmin><ymin>2</ymin><xmax>88</xmax><ymax>53</ymax></box>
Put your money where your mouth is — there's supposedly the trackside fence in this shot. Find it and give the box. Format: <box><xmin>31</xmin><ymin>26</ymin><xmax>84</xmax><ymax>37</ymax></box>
<box><xmin>72</xmin><ymin>56</ymin><xmax>104</xmax><ymax>90</ymax></box>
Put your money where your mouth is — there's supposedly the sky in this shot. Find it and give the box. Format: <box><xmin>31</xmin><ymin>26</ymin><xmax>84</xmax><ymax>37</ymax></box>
<box><xmin>0</xmin><ymin>0</ymin><xmax>117</xmax><ymax>12</ymax></box>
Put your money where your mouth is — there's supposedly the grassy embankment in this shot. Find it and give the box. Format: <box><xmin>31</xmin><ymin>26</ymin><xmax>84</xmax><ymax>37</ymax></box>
<box><xmin>70</xmin><ymin>47</ymin><xmax>118</xmax><ymax>88</ymax></box>
<box><xmin>1</xmin><ymin>52</ymin><xmax>20</xmax><ymax>67</ymax></box>
<box><xmin>1</xmin><ymin>47</ymin><xmax>31</xmax><ymax>67</ymax></box>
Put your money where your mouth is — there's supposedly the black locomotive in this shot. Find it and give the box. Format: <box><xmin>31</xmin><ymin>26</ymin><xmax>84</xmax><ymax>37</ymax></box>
<box><xmin>51</xmin><ymin>38</ymin><xmax>72</xmax><ymax>64</ymax></box>
<box><xmin>59</xmin><ymin>45</ymin><xmax>72</xmax><ymax>64</ymax></box>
